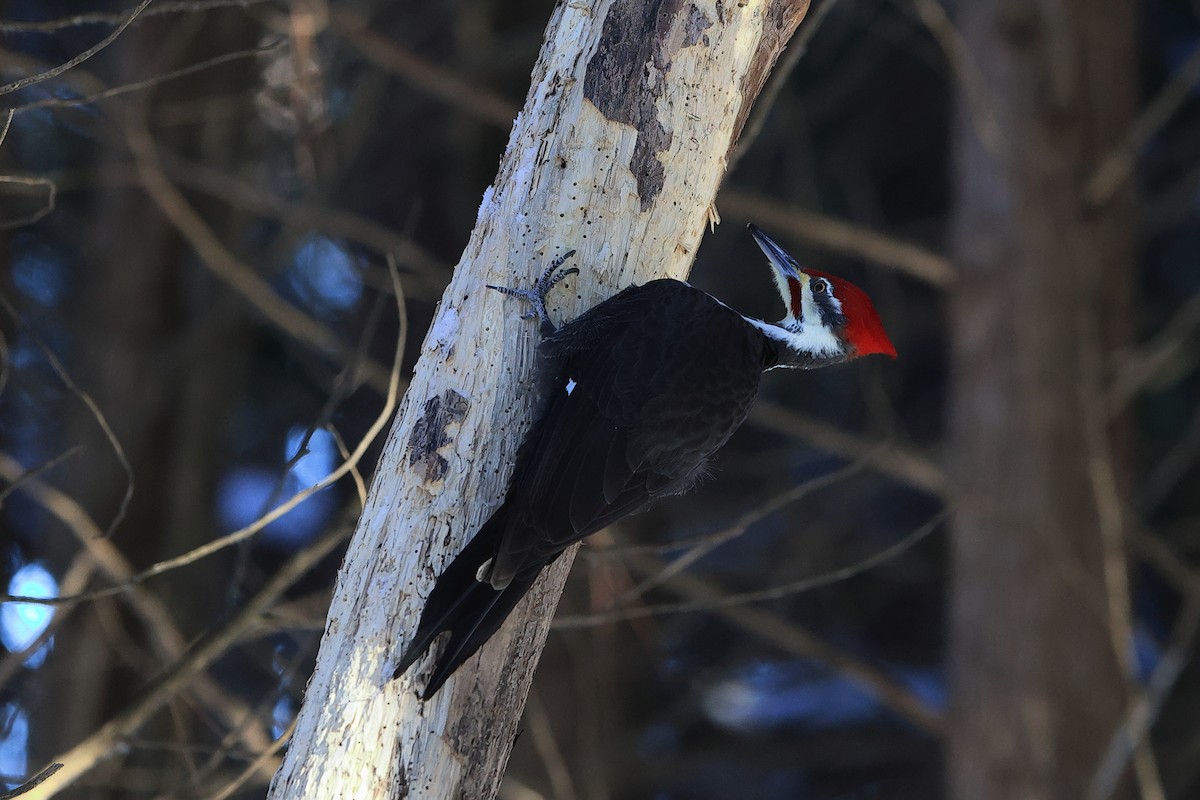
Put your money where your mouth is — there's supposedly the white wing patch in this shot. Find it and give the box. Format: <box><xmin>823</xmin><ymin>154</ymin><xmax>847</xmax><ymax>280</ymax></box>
<box><xmin>565</xmin><ymin>378</ymin><xmax>577</xmax><ymax>395</ymax></box>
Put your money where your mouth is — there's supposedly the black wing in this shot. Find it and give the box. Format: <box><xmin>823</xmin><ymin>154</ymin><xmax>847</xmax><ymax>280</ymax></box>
<box><xmin>395</xmin><ymin>280</ymin><xmax>771</xmax><ymax>695</ymax></box>
<box><xmin>487</xmin><ymin>279</ymin><xmax>768</xmax><ymax>586</ymax></box>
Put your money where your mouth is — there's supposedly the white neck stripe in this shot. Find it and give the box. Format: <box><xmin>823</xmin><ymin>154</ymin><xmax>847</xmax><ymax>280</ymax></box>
<box><xmin>743</xmin><ymin>316</ymin><xmax>844</xmax><ymax>359</ymax></box>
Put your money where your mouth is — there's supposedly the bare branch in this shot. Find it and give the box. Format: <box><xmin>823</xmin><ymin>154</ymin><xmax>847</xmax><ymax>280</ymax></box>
<box><xmin>729</xmin><ymin>0</ymin><xmax>846</xmax><ymax>169</ymax></box>
<box><xmin>0</xmin><ymin>0</ymin><xmax>154</xmax><ymax>98</ymax></box>
<box><xmin>1130</xmin><ymin>526</ymin><xmax>1200</xmax><ymax>598</ymax></box>
<box><xmin>328</xmin><ymin>424</ymin><xmax>367</xmax><ymax>506</ymax></box>
<box><xmin>0</xmin><ymin>445</ymin><xmax>81</xmax><ymax>507</ymax></box>
<box><xmin>125</xmin><ymin>121</ymin><xmax>400</xmax><ymax>393</ymax></box>
<box><xmin>1138</xmin><ymin>384</ymin><xmax>1200</xmax><ymax>514</ymax></box>
<box><xmin>9</xmin><ymin>41</ymin><xmax>284</xmax><ymax>113</ymax></box>
<box><xmin>748</xmin><ymin>401</ymin><xmax>949</xmax><ymax>497</ymax></box>
<box><xmin>0</xmin><ymin>453</ymin><xmax>277</xmax><ymax>766</ymax></box>
<box><xmin>146</xmin><ymin>157</ymin><xmax>449</xmax><ymax>297</ymax></box>
<box><xmin>19</xmin><ymin>523</ymin><xmax>352</xmax><ymax>798</ymax></box>
<box><xmin>1090</xmin><ymin>597</ymin><xmax>1200</xmax><ymax>800</ymax></box>
<box><xmin>593</xmin><ymin>551</ymin><xmax>948</xmax><ymax>737</ymax></box>
<box><xmin>0</xmin><ymin>0</ymin><xmax>270</xmax><ymax>33</ymax></box>
<box><xmin>556</xmin><ymin>508</ymin><xmax>948</xmax><ymax>625</ymax></box>
<box><xmin>586</xmin><ymin>459</ymin><xmax>866</xmax><ymax>557</ymax></box>
<box><xmin>719</xmin><ymin>190</ymin><xmax>957</xmax><ymax>287</ymax></box>
<box><xmin>0</xmin><ymin>294</ymin><xmax>134</xmax><ymax>538</ymax></box>
<box><xmin>0</xmin><ymin>175</ymin><xmax>57</xmax><ymax>229</ymax></box>
<box><xmin>1109</xmin><ymin>289</ymin><xmax>1200</xmax><ymax>413</ymax></box>
<box><xmin>910</xmin><ymin>0</ymin><xmax>1003</xmax><ymax>155</ymax></box>
<box><xmin>203</xmin><ymin>716</ymin><xmax>297</xmax><ymax>800</ymax></box>
<box><xmin>330</xmin><ymin>7</ymin><xmax>519</xmax><ymax>128</ymax></box>
<box><xmin>1077</xmin><ymin>305</ymin><xmax>1166</xmax><ymax>800</ymax></box>
<box><xmin>0</xmin><ymin>556</ymin><xmax>92</xmax><ymax>691</ymax></box>
<box><xmin>1</xmin><ymin>260</ymin><xmax>406</xmax><ymax>606</ymax></box>
<box><xmin>607</xmin><ymin>459</ymin><xmax>867</xmax><ymax>604</ymax></box>
<box><xmin>524</xmin><ymin>689</ymin><xmax>579</xmax><ymax>800</ymax></box>
<box><xmin>1084</xmin><ymin>43</ymin><xmax>1200</xmax><ymax>207</ymax></box>
<box><xmin>0</xmin><ymin>764</ymin><xmax>63</xmax><ymax>800</ymax></box>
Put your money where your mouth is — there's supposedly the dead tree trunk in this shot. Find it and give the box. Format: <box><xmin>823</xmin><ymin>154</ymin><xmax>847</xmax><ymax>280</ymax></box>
<box><xmin>947</xmin><ymin>0</ymin><xmax>1137</xmax><ymax>798</ymax></box>
<box><xmin>269</xmin><ymin>2</ymin><xmax>811</xmax><ymax>798</ymax></box>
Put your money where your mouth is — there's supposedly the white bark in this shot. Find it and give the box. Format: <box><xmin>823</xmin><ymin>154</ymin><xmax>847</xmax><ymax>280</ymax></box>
<box><xmin>269</xmin><ymin>1</ymin><xmax>810</xmax><ymax>797</ymax></box>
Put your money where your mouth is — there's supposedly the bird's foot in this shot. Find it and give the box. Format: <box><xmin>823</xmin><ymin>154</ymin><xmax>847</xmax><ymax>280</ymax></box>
<box><xmin>488</xmin><ymin>250</ymin><xmax>578</xmax><ymax>335</ymax></box>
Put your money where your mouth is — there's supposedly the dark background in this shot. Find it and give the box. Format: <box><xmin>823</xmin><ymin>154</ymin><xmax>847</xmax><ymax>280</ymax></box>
<box><xmin>1</xmin><ymin>0</ymin><xmax>1198</xmax><ymax>798</ymax></box>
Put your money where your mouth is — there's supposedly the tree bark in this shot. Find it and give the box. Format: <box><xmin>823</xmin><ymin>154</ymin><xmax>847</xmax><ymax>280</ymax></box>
<box><xmin>269</xmin><ymin>1</ymin><xmax>810</xmax><ymax>798</ymax></box>
<box><xmin>947</xmin><ymin>0</ymin><xmax>1137</xmax><ymax>798</ymax></box>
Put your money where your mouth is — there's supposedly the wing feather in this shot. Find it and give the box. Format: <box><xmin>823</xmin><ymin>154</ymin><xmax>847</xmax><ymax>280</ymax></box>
<box><xmin>489</xmin><ymin>280</ymin><xmax>767</xmax><ymax>581</ymax></box>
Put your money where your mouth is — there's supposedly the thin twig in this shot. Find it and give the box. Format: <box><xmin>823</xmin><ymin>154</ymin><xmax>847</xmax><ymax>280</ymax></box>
<box><xmin>525</xmin><ymin>689</ymin><xmax>578</xmax><ymax>800</ymax></box>
<box><xmin>0</xmin><ymin>175</ymin><xmax>58</xmax><ymax>229</ymax></box>
<box><xmin>1109</xmin><ymin>289</ymin><xmax>1200</xmax><ymax>414</ymax></box>
<box><xmin>1077</xmin><ymin>302</ymin><xmax>1165</xmax><ymax>800</ymax></box>
<box><xmin>0</xmin><ymin>452</ymin><xmax>277</xmax><ymax>762</ymax></box>
<box><xmin>99</xmin><ymin>157</ymin><xmax>449</xmax><ymax>297</ymax></box>
<box><xmin>1129</xmin><ymin>527</ymin><xmax>1200</xmax><ymax>598</ymax></box>
<box><xmin>0</xmin><ymin>0</ymin><xmax>154</xmax><ymax>98</ymax></box>
<box><xmin>171</xmin><ymin>641</ymin><xmax>315</xmax><ymax>796</ymax></box>
<box><xmin>1084</xmin><ymin>43</ymin><xmax>1200</xmax><ymax>207</ymax></box>
<box><xmin>749</xmin><ymin>401</ymin><xmax>949</xmax><ymax>497</ymax></box>
<box><xmin>0</xmin><ymin>294</ymin><xmax>134</xmax><ymax>538</ymax></box>
<box><xmin>246</xmin><ymin>287</ymin><xmax>391</xmax><ymax>564</ymax></box>
<box><xmin>602</xmin><ymin>552</ymin><xmax>947</xmax><ymax>737</ymax></box>
<box><xmin>19</xmin><ymin>523</ymin><xmax>353</xmax><ymax>799</ymax></box>
<box><xmin>125</xmin><ymin>121</ymin><xmax>400</xmax><ymax>393</ymax></box>
<box><xmin>611</xmin><ymin>459</ymin><xmax>867</xmax><ymax>605</ymax></box>
<box><xmin>330</xmin><ymin>7</ymin><xmax>518</xmax><ymax>129</ymax></box>
<box><xmin>911</xmin><ymin>0</ymin><xmax>1003</xmax><ymax>155</ymax></box>
<box><xmin>0</xmin><ymin>556</ymin><xmax>92</xmax><ymax>691</ymax></box>
<box><xmin>10</xmin><ymin>41</ymin><xmax>285</xmax><ymax>113</ymax></box>
<box><xmin>555</xmin><ymin>508</ymin><xmax>948</xmax><ymax>626</ymax></box>
<box><xmin>0</xmin><ymin>109</ymin><xmax>13</xmax><ymax>148</ymax></box>
<box><xmin>0</xmin><ymin>0</ymin><xmax>270</xmax><ymax>33</ymax></box>
<box><xmin>1138</xmin><ymin>401</ymin><xmax>1200</xmax><ymax>515</ymax></box>
<box><xmin>1</xmin><ymin>259</ymin><xmax>406</xmax><ymax>606</ymax></box>
<box><xmin>1090</xmin><ymin>597</ymin><xmax>1200</xmax><ymax>800</ymax></box>
<box><xmin>0</xmin><ymin>764</ymin><xmax>63</xmax><ymax>800</ymax></box>
<box><xmin>329</xmin><ymin>424</ymin><xmax>367</xmax><ymax>506</ymax></box>
<box><xmin>0</xmin><ymin>445</ymin><xmax>82</xmax><ymax>507</ymax></box>
<box><xmin>719</xmin><ymin>189</ymin><xmax>957</xmax><ymax>287</ymax></box>
<box><xmin>729</xmin><ymin>0</ymin><xmax>846</xmax><ymax>169</ymax></box>
<box><xmin>203</xmin><ymin>715</ymin><xmax>297</xmax><ymax>800</ymax></box>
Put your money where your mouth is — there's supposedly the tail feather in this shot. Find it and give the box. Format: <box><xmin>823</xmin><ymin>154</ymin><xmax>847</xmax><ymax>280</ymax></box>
<box><xmin>391</xmin><ymin>581</ymin><xmax>474</xmax><ymax>679</ymax></box>
<box><xmin>418</xmin><ymin>573</ymin><xmax>538</xmax><ymax>699</ymax></box>
<box><xmin>393</xmin><ymin>504</ymin><xmax>547</xmax><ymax>697</ymax></box>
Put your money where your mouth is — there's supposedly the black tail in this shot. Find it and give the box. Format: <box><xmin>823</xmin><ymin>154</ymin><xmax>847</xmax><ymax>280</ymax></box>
<box><xmin>393</xmin><ymin>506</ymin><xmax>542</xmax><ymax>699</ymax></box>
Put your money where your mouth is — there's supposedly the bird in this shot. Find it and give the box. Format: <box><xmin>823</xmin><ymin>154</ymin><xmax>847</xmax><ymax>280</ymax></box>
<box><xmin>394</xmin><ymin>223</ymin><xmax>897</xmax><ymax>698</ymax></box>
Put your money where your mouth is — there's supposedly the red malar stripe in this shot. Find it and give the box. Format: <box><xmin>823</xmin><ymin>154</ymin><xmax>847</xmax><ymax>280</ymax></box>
<box><xmin>788</xmin><ymin>278</ymin><xmax>802</xmax><ymax>319</ymax></box>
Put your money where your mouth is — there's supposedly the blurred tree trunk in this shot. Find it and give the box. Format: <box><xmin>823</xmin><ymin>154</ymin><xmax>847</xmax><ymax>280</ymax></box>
<box><xmin>28</xmin><ymin>38</ymin><xmax>184</xmax><ymax>787</ymax></box>
<box><xmin>947</xmin><ymin>0</ymin><xmax>1138</xmax><ymax>798</ymax></box>
<box><xmin>25</xmin><ymin>15</ymin><xmax>265</xmax><ymax>792</ymax></box>
<box><xmin>269</xmin><ymin>1</ymin><xmax>811</xmax><ymax>798</ymax></box>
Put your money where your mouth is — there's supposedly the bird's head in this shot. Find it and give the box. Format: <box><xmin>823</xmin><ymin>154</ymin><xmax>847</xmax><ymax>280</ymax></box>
<box><xmin>748</xmin><ymin>224</ymin><xmax>897</xmax><ymax>367</ymax></box>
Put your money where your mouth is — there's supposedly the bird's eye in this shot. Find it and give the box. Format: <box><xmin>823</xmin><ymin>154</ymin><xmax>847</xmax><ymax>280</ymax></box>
<box><xmin>812</xmin><ymin>278</ymin><xmax>831</xmax><ymax>295</ymax></box>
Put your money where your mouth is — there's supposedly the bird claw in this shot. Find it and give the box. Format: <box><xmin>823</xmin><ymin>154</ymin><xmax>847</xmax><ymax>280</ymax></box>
<box><xmin>488</xmin><ymin>250</ymin><xmax>578</xmax><ymax>334</ymax></box>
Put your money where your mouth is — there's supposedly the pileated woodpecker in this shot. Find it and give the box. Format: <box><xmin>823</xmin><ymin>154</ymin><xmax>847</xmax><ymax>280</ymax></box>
<box><xmin>394</xmin><ymin>224</ymin><xmax>896</xmax><ymax>697</ymax></box>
